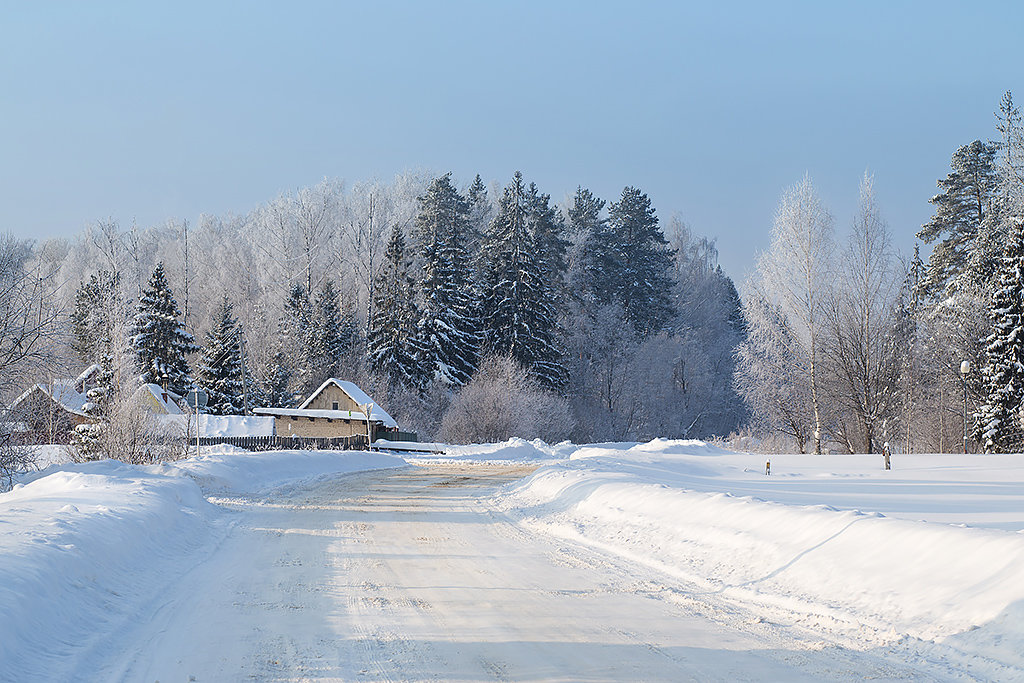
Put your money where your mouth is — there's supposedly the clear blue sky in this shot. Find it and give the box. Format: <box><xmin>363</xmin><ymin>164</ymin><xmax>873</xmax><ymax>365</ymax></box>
<box><xmin>1</xmin><ymin>1</ymin><xmax>1020</xmax><ymax>281</ymax></box>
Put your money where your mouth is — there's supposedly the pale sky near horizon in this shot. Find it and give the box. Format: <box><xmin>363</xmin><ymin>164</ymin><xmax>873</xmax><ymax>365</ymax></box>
<box><xmin>1</xmin><ymin>1</ymin><xmax>1021</xmax><ymax>282</ymax></box>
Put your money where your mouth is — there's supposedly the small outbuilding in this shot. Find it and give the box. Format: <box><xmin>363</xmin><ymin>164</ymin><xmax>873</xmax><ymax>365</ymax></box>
<box><xmin>253</xmin><ymin>379</ymin><xmax>400</xmax><ymax>441</ymax></box>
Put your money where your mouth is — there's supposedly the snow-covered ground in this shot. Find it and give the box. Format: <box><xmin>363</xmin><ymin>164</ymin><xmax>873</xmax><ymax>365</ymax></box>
<box><xmin>4</xmin><ymin>438</ymin><xmax>1024</xmax><ymax>680</ymax></box>
<box><xmin>404</xmin><ymin>436</ymin><xmax>577</xmax><ymax>463</ymax></box>
<box><xmin>0</xmin><ymin>447</ymin><xmax>405</xmax><ymax>680</ymax></box>
<box><xmin>494</xmin><ymin>439</ymin><xmax>1024</xmax><ymax>679</ymax></box>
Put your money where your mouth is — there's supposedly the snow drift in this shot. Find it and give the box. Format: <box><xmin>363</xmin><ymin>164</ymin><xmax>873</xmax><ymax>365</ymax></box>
<box><xmin>410</xmin><ymin>437</ymin><xmax>577</xmax><ymax>463</ymax></box>
<box><xmin>496</xmin><ymin>439</ymin><xmax>1024</xmax><ymax>674</ymax></box>
<box><xmin>0</xmin><ymin>448</ymin><xmax>405</xmax><ymax>679</ymax></box>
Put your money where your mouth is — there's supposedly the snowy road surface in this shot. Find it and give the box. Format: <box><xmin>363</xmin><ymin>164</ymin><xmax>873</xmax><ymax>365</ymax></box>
<box><xmin>78</xmin><ymin>463</ymin><xmax>933</xmax><ymax>681</ymax></box>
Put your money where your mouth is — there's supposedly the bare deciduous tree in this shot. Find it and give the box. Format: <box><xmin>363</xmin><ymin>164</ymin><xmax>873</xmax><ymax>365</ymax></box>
<box><xmin>824</xmin><ymin>174</ymin><xmax>904</xmax><ymax>453</ymax></box>
<box><xmin>744</xmin><ymin>176</ymin><xmax>834</xmax><ymax>453</ymax></box>
<box><xmin>439</xmin><ymin>354</ymin><xmax>573</xmax><ymax>444</ymax></box>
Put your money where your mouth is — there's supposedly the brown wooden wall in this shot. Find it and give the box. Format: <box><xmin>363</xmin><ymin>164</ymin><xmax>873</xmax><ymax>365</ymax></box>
<box><xmin>305</xmin><ymin>383</ymin><xmax>363</xmax><ymax>413</ymax></box>
<box><xmin>273</xmin><ymin>414</ymin><xmax>370</xmax><ymax>438</ymax></box>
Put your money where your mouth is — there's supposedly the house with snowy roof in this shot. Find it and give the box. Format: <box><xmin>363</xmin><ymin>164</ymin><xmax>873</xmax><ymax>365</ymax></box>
<box><xmin>7</xmin><ymin>365</ymin><xmax>102</xmax><ymax>440</ymax></box>
<box><xmin>133</xmin><ymin>383</ymin><xmax>186</xmax><ymax>415</ymax></box>
<box><xmin>8</xmin><ymin>367</ymin><xmax>190</xmax><ymax>443</ymax></box>
<box><xmin>253</xmin><ymin>379</ymin><xmax>402</xmax><ymax>442</ymax></box>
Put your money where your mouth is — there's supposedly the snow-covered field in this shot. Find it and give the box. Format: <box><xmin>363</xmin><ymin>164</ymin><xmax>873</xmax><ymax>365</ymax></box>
<box><xmin>494</xmin><ymin>440</ymin><xmax>1024</xmax><ymax>679</ymax></box>
<box><xmin>4</xmin><ymin>439</ymin><xmax>1024</xmax><ymax>680</ymax></box>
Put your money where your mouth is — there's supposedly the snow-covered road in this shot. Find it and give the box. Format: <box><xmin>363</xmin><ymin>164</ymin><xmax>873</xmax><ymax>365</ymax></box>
<box><xmin>70</xmin><ymin>463</ymin><xmax>935</xmax><ymax>682</ymax></box>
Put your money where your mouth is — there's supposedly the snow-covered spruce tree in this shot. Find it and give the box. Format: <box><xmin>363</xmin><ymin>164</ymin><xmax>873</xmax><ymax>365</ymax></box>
<box><xmin>70</xmin><ymin>270</ymin><xmax>121</xmax><ymax>365</ymax></box>
<box><xmin>74</xmin><ymin>296</ymin><xmax>185</xmax><ymax>464</ymax></box>
<box><xmin>527</xmin><ymin>182</ymin><xmax>569</xmax><ymax>291</ymax></box>
<box><xmin>465</xmin><ymin>173</ymin><xmax>492</xmax><ymax>253</ymax></box>
<box><xmin>260</xmin><ymin>324</ymin><xmax>295</xmax><ymax>408</ymax></box>
<box><xmin>367</xmin><ymin>226</ymin><xmax>427</xmax><ymax>389</ymax></box>
<box><xmin>197</xmin><ymin>296</ymin><xmax>245</xmax><ymax>415</ymax></box>
<box><xmin>605</xmin><ymin>187</ymin><xmax>677</xmax><ymax>333</ymax></box>
<box><xmin>916</xmin><ymin>140</ymin><xmax>1002</xmax><ymax>298</ymax></box>
<box><xmin>479</xmin><ymin>172</ymin><xmax>565</xmax><ymax>390</ymax></box>
<box><xmin>412</xmin><ymin>173</ymin><xmax>480</xmax><ymax>387</ymax></box>
<box><xmin>310</xmin><ymin>279</ymin><xmax>353</xmax><ymax>384</ymax></box>
<box><xmin>133</xmin><ymin>262</ymin><xmax>198</xmax><ymax>396</ymax></box>
<box><xmin>976</xmin><ymin>218</ymin><xmax>1024</xmax><ymax>453</ymax></box>
<box><xmin>566</xmin><ymin>186</ymin><xmax>608</xmax><ymax>299</ymax></box>
<box><xmin>282</xmin><ymin>283</ymin><xmax>316</xmax><ymax>398</ymax></box>
<box><xmin>70</xmin><ymin>357</ymin><xmax>115</xmax><ymax>459</ymax></box>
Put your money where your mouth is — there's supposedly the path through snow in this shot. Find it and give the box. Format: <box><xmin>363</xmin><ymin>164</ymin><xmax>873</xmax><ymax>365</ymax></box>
<box><xmin>77</xmin><ymin>463</ymin><xmax>934</xmax><ymax>681</ymax></box>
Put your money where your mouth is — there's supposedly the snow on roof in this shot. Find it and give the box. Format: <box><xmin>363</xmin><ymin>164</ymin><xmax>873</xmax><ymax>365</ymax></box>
<box><xmin>297</xmin><ymin>378</ymin><xmax>398</xmax><ymax>428</ymax></box>
<box><xmin>137</xmin><ymin>383</ymin><xmax>184</xmax><ymax>415</ymax></box>
<box><xmin>75</xmin><ymin>364</ymin><xmax>102</xmax><ymax>387</ymax></box>
<box><xmin>252</xmin><ymin>407</ymin><xmax>374</xmax><ymax>422</ymax></box>
<box><xmin>10</xmin><ymin>381</ymin><xmax>90</xmax><ymax>417</ymax></box>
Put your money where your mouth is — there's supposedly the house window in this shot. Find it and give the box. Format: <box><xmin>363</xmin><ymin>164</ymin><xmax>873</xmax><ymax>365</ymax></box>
<box><xmin>308</xmin><ymin>417</ymin><xmax>315</xmax><ymax>422</ymax></box>
<box><xmin>332</xmin><ymin>401</ymin><xmax>339</xmax><ymax>410</ymax></box>
<box><xmin>291</xmin><ymin>416</ymin><xmax>297</xmax><ymax>421</ymax></box>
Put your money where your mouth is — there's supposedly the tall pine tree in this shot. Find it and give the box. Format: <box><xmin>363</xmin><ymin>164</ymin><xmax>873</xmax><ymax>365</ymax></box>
<box><xmin>197</xmin><ymin>296</ymin><xmax>245</xmax><ymax>415</ymax></box>
<box><xmin>133</xmin><ymin>262</ymin><xmax>197</xmax><ymax>396</ymax></box>
<box><xmin>917</xmin><ymin>140</ymin><xmax>1002</xmax><ymax>297</ymax></box>
<box><xmin>412</xmin><ymin>173</ymin><xmax>480</xmax><ymax>387</ymax></box>
<box><xmin>567</xmin><ymin>187</ymin><xmax>608</xmax><ymax>299</ymax></box>
<box><xmin>282</xmin><ymin>283</ymin><xmax>315</xmax><ymax>398</ymax></box>
<box><xmin>977</xmin><ymin>217</ymin><xmax>1024</xmax><ymax>452</ymax></box>
<box><xmin>368</xmin><ymin>226</ymin><xmax>427</xmax><ymax>389</ymax></box>
<box><xmin>606</xmin><ymin>186</ymin><xmax>677</xmax><ymax>333</ymax></box>
<box><xmin>71</xmin><ymin>270</ymin><xmax>121</xmax><ymax>365</ymax></box>
<box><xmin>261</xmin><ymin>317</ymin><xmax>295</xmax><ymax>408</ymax></box>
<box><xmin>479</xmin><ymin>172</ymin><xmax>565</xmax><ymax>389</ymax></box>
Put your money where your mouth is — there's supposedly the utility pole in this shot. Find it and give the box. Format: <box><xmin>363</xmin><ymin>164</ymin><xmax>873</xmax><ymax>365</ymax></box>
<box><xmin>239</xmin><ymin>329</ymin><xmax>248</xmax><ymax>414</ymax></box>
<box><xmin>961</xmin><ymin>360</ymin><xmax>971</xmax><ymax>454</ymax></box>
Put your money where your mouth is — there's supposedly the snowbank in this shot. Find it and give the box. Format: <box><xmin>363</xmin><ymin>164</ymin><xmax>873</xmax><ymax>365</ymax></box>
<box><xmin>0</xmin><ymin>461</ymin><xmax>218</xmax><ymax>678</ymax></box>
<box><xmin>409</xmin><ymin>437</ymin><xmax>577</xmax><ymax>463</ymax></box>
<box><xmin>0</xmin><ymin>448</ymin><xmax>406</xmax><ymax>679</ymax></box>
<box><xmin>496</xmin><ymin>440</ymin><xmax>1024</xmax><ymax>674</ymax></box>
<box><xmin>158</xmin><ymin>445</ymin><xmax>406</xmax><ymax>493</ymax></box>
<box><xmin>158</xmin><ymin>414</ymin><xmax>276</xmax><ymax>437</ymax></box>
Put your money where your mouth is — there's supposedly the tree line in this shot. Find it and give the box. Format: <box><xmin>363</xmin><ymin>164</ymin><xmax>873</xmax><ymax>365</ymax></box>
<box><xmin>736</xmin><ymin>91</ymin><xmax>1024</xmax><ymax>454</ymax></box>
<box><xmin>6</xmin><ymin>170</ymin><xmax>745</xmax><ymax>455</ymax></box>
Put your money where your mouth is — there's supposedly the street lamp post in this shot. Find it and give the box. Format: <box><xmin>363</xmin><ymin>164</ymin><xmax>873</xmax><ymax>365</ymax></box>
<box><xmin>960</xmin><ymin>360</ymin><xmax>971</xmax><ymax>454</ymax></box>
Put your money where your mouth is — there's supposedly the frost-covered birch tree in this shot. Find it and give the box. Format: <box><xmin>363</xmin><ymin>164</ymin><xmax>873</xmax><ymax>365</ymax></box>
<box><xmin>739</xmin><ymin>176</ymin><xmax>834</xmax><ymax>454</ymax></box>
<box><xmin>824</xmin><ymin>174</ymin><xmax>904</xmax><ymax>453</ymax></box>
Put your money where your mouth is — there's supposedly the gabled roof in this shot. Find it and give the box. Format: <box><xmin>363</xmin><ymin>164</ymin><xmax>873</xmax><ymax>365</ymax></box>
<box><xmin>134</xmin><ymin>383</ymin><xmax>184</xmax><ymax>415</ymax></box>
<box><xmin>10</xmin><ymin>380</ymin><xmax>90</xmax><ymax>417</ymax></box>
<box><xmin>298</xmin><ymin>378</ymin><xmax>398</xmax><ymax>428</ymax></box>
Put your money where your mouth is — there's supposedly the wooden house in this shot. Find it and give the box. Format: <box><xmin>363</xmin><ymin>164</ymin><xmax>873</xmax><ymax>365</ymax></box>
<box><xmin>253</xmin><ymin>379</ymin><xmax>400</xmax><ymax>441</ymax></box>
<box><xmin>6</xmin><ymin>365</ymin><xmax>102</xmax><ymax>441</ymax></box>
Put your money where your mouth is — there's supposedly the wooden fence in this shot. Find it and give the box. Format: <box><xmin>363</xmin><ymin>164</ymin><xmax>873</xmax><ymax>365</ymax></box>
<box><xmin>197</xmin><ymin>434</ymin><xmax>369</xmax><ymax>451</ymax></box>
